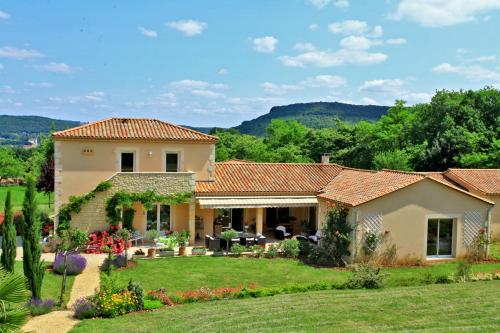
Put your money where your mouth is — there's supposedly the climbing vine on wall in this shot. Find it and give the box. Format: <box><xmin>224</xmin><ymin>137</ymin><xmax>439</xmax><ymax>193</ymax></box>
<box><xmin>105</xmin><ymin>190</ymin><xmax>192</xmax><ymax>226</ymax></box>
<box><xmin>57</xmin><ymin>181</ymin><xmax>113</xmax><ymax>235</ymax></box>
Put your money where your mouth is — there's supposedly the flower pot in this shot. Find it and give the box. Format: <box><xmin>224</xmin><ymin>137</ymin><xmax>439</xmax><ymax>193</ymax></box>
<box><xmin>147</xmin><ymin>248</ymin><xmax>157</xmax><ymax>258</ymax></box>
<box><xmin>179</xmin><ymin>246</ymin><xmax>187</xmax><ymax>256</ymax></box>
<box><xmin>191</xmin><ymin>247</ymin><xmax>207</xmax><ymax>256</ymax></box>
<box><xmin>158</xmin><ymin>250</ymin><xmax>175</xmax><ymax>257</ymax></box>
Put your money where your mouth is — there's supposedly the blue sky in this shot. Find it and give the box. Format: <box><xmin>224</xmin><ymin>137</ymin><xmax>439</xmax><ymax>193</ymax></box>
<box><xmin>0</xmin><ymin>0</ymin><xmax>499</xmax><ymax>127</ymax></box>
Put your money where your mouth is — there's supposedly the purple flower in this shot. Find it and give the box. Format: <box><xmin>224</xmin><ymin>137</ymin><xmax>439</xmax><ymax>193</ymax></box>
<box><xmin>28</xmin><ymin>298</ymin><xmax>55</xmax><ymax>316</ymax></box>
<box><xmin>53</xmin><ymin>252</ymin><xmax>87</xmax><ymax>275</ymax></box>
<box><xmin>72</xmin><ymin>297</ymin><xmax>97</xmax><ymax>319</ymax></box>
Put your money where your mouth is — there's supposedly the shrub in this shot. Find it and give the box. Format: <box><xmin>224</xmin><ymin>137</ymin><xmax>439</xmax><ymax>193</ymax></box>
<box><xmin>144</xmin><ymin>229</ymin><xmax>160</xmax><ymax>241</ymax></box>
<box><xmin>347</xmin><ymin>264</ymin><xmax>387</xmax><ymax>289</ymax></box>
<box><xmin>307</xmin><ymin>205</ymin><xmax>352</xmax><ymax>267</ymax></box>
<box><xmin>53</xmin><ymin>252</ymin><xmax>87</xmax><ymax>275</ymax></box>
<box><xmin>144</xmin><ymin>299</ymin><xmax>164</xmax><ymax>310</ymax></box>
<box><xmin>251</xmin><ymin>245</ymin><xmax>265</xmax><ymax>258</ymax></box>
<box><xmin>362</xmin><ymin>231</ymin><xmax>381</xmax><ymax>258</ymax></box>
<box><xmin>95</xmin><ymin>289</ymin><xmax>137</xmax><ymax>318</ymax></box>
<box><xmin>27</xmin><ymin>298</ymin><xmax>55</xmax><ymax>316</ymax></box>
<box><xmin>112</xmin><ymin>254</ymin><xmax>127</xmax><ymax>268</ymax></box>
<box><xmin>230</xmin><ymin>243</ymin><xmax>246</xmax><ymax>256</ymax></box>
<box><xmin>435</xmin><ymin>274</ymin><xmax>454</xmax><ymax>284</ymax></box>
<box><xmin>127</xmin><ymin>280</ymin><xmax>144</xmax><ymax>310</ymax></box>
<box><xmin>175</xmin><ymin>286</ymin><xmax>247</xmax><ymax>303</ymax></box>
<box><xmin>454</xmin><ymin>260</ymin><xmax>473</xmax><ymax>282</ymax></box>
<box><xmin>87</xmin><ymin>230</ymin><xmax>128</xmax><ymax>254</ymax></box>
<box><xmin>147</xmin><ymin>288</ymin><xmax>175</xmax><ymax>306</ymax></box>
<box><xmin>377</xmin><ymin>243</ymin><xmax>398</xmax><ymax>266</ymax></box>
<box><xmin>265</xmin><ymin>244</ymin><xmax>278</xmax><ymax>258</ymax></box>
<box><xmin>72</xmin><ymin>297</ymin><xmax>98</xmax><ymax>319</ymax></box>
<box><xmin>279</xmin><ymin>239</ymin><xmax>300</xmax><ymax>258</ymax></box>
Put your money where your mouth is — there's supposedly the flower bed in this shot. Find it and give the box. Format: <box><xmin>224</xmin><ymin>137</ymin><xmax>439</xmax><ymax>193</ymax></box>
<box><xmin>86</xmin><ymin>229</ymin><xmax>130</xmax><ymax>254</ymax></box>
<box><xmin>53</xmin><ymin>252</ymin><xmax>87</xmax><ymax>275</ymax></box>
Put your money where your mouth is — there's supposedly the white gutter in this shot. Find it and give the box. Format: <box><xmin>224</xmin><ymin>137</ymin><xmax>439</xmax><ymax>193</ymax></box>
<box><xmin>486</xmin><ymin>207</ymin><xmax>492</xmax><ymax>256</ymax></box>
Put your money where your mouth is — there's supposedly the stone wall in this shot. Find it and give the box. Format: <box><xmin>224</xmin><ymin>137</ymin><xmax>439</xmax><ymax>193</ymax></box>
<box><xmin>70</xmin><ymin>172</ymin><xmax>195</xmax><ymax>232</ymax></box>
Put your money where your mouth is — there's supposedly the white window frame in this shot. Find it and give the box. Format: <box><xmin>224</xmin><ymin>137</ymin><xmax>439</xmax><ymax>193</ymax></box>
<box><xmin>147</xmin><ymin>204</ymin><xmax>174</xmax><ymax>233</ymax></box>
<box><xmin>162</xmin><ymin>149</ymin><xmax>183</xmax><ymax>172</ymax></box>
<box><xmin>424</xmin><ymin>214</ymin><xmax>458</xmax><ymax>259</ymax></box>
<box><xmin>117</xmin><ymin>148</ymin><xmax>139</xmax><ymax>172</ymax></box>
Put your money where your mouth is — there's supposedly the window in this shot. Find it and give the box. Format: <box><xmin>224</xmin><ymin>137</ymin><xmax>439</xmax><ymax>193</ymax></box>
<box><xmin>165</xmin><ymin>153</ymin><xmax>179</xmax><ymax>172</ymax></box>
<box><xmin>147</xmin><ymin>204</ymin><xmax>172</xmax><ymax>233</ymax></box>
<box><xmin>427</xmin><ymin>218</ymin><xmax>454</xmax><ymax>257</ymax></box>
<box><xmin>120</xmin><ymin>152</ymin><xmax>135</xmax><ymax>172</ymax></box>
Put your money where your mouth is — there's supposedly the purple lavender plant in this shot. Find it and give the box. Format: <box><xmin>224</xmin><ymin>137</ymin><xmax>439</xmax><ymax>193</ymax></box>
<box><xmin>28</xmin><ymin>298</ymin><xmax>56</xmax><ymax>316</ymax></box>
<box><xmin>53</xmin><ymin>252</ymin><xmax>87</xmax><ymax>275</ymax></box>
<box><xmin>72</xmin><ymin>297</ymin><xmax>98</xmax><ymax>319</ymax></box>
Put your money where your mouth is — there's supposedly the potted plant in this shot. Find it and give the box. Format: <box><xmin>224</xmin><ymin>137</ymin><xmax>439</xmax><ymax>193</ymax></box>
<box><xmin>178</xmin><ymin>230</ymin><xmax>190</xmax><ymax>256</ymax></box>
<box><xmin>132</xmin><ymin>248</ymin><xmax>146</xmax><ymax>259</ymax></box>
<box><xmin>158</xmin><ymin>236</ymin><xmax>177</xmax><ymax>257</ymax></box>
<box><xmin>191</xmin><ymin>246</ymin><xmax>206</xmax><ymax>256</ymax></box>
<box><xmin>221</xmin><ymin>229</ymin><xmax>239</xmax><ymax>255</ymax></box>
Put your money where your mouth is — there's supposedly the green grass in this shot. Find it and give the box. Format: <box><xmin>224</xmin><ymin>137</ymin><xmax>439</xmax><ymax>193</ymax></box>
<box><xmin>14</xmin><ymin>261</ymin><xmax>74</xmax><ymax>304</ymax></box>
<box><xmin>71</xmin><ymin>281</ymin><xmax>500</xmax><ymax>333</ymax></box>
<box><xmin>491</xmin><ymin>240</ymin><xmax>500</xmax><ymax>259</ymax></box>
<box><xmin>108</xmin><ymin>256</ymin><xmax>500</xmax><ymax>293</ymax></box>
<box><xmin>0</xmin><ymin>185</ymin><xmax>54</xmax><ymax>212</ymax></box>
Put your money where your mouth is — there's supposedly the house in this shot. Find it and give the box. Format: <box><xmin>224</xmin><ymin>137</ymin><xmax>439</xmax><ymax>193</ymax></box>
<box><xmin>53</xmin><ymin>117</ymin><xmax>499</xmax><ymax>260</ymax></box>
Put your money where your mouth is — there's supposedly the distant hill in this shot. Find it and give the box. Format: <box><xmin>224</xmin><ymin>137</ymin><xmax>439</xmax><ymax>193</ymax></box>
<box><xmin>234</xmin><ymin>102</ymin><xmax>390</xmax><ymax>136</ymax></box>
<box><xmin>0</xmin><ymin>115</ymin><xmax>81</xmax><ymax>145</ymax></box>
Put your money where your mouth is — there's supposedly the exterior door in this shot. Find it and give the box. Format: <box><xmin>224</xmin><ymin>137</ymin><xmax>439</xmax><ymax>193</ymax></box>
<box><xmin>427</xmin><ymin>218</ymin><xmax>453</xmax><ymax>257</ymax></box>
<box><xmin>146</xmin><ymin>204</ymin><xmax>172</xmax><ymax>234</ymax></box>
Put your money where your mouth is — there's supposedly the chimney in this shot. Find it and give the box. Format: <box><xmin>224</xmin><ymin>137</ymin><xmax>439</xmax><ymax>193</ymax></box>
<box><xmin>321</xmin><ymin>153</ymin><xmax>331</xmax><ymax>164</ymax></box>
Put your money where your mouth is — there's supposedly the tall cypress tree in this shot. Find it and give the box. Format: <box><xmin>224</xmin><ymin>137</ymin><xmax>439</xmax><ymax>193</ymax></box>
<box><xmin>1</xmin><ymin>190</ymin><xmax>16</xmax><ymax>272</ymax></box>
<box><xmin>21</xmin><ymin>177</ymin><xmax>44</xmax><ymax>299</ymax></box>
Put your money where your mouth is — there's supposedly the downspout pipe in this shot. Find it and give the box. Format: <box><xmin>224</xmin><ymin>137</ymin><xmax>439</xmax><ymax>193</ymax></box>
<box><xmin>486</xmin><ymin>207</ymin><xmax>492</xmax><ymax>257</ymax></box>
<box><xmin>353</xmin><ymin>209</ymin><xmax>359</xmax><ymax>260</ymax></box>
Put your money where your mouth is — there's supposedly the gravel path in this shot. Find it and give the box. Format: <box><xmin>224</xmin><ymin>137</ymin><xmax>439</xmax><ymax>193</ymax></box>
<box><xmin>23</xmin><ymin>253</ymin><xmax>106</xmax><ymax>333</ymax></box>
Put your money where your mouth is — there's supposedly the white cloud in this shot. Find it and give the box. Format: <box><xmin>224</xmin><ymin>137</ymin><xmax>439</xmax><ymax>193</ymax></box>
<box><xmin>309</xmin><ymin>23</ymin><xmax>320</xmax><ymax>31</ymax></box>
<box><xmin>0</xmin><ymin>46</ymin><xmax>44</xmax><ymax>59</ymax></box>
<box><xmin>37</xmin><ymin>62</ymin><xmax>78</xmax><ymax>74</ymax></box>
<box><xmin>301</xmin><ymin>75</ymin><xmax>347</xmax><ymax>88</ymax></box>
<box><xmin>340</xmin><ymin>36</ymin><xmax>376</xmax><ymax>50</ymax></box>
<box><xmin>0</xmin><ymin>10</ymin><xmax>10</xmax><ymax>20</ymax></box>
<box><xmin>359</xmin><ymin>79</ymin><xmax>407</xmax><ymax>94</ymax></box>
<box><xmin>166</xmin><ymin>20</ymin><xmax>207</xmax><ymax>36</ymax></box>
<box><xmin>370</xmin><ymin>25</ymin><xmax>384</xmax><ymax>38</ymax></box>
<box><xmin>329</xmin><ymin>20</ymin><xmax>369</xmax><ymax>35</ymax></box>
<box><xmin>280</xmin><ymin>49</ymin><xmax>387</xmax><ymax>67</ymax></box>
<box><xmin>294</xmin><ymin>42</ymin><xmax>316</xmax><ymax>52</ymax></box>
<box><xmin>169</xmin><ymin>79</ymin><xmax>227</xmax><ymax>90</ymax></box>
<box><xmin>0</xmin><ymin>85</ymin><xmax>15</xmax><ymax>94</ymax></box>
<box><xmin>253</xmin><ymin>36</ymin><xmax>278</xmax><ymax>53</ymax></box>
<box><xmin>432</xmin><ymin>62</ymin><xmax>500</xmax><ymax>82</ymax></box>
<box><xmin>402</xmin><ymin>92</ymin><xmax>433</xmax><ymax>104</ymax></box>
<box><xmin>307</xmin><ymin>0</ymin><xmax>349</xmax><ymax>8</ymax></box>
<box><xmin>218</xmin><ymin>68</ymin><xmax>228</xmax><ymax>75</ymax></box>
<box><xmin>261</xmin><ymin>75</ymin><xmax>346</xmax><ymax>95</ymax></box>
<box><xmin>138</xmin><ymin>26</ymin><xmax>158</xmax><ymax>38</ymax></box>
<box><xmin>25</xmin><ymin>82</ymin><xmax>54</xmax><ymax>88</ymax></box>
<box><xmin>361</xmin><ymin>97</ymin><xmax>377</xmax><ymax>105</ymax></box>
<box><xmin>191</xmin><ymin>89</ymin><xmax>225</xmax><ymax>99</ymax></box>
<box><xmin>50</xmin><ymin>91</ymin><xmax>105</xmax><ymax>104</ymax></box>
<box><xmin>126</xmin><ymin>92</ymin><xmax>177</xmax><ymax>109</ymax></box>
<box><xmin>386</xmin><ymin>38</ymin><xmax>407</xmax><ymax>45</ymax></box>
<box><xmin>390</xmin><ymin>0</ymin><xmax>500</xmax><ymax>27</ymax></box>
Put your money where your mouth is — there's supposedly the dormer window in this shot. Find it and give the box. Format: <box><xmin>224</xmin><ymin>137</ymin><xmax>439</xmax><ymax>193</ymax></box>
<box><xmin>120</xmin><ymin>152</ymin><xmax>135</xmax><ymax>172</ymax></box>
<box><xmin>165</xmin><ymin>153</ymin><xmax>179</xmax><ymax>172</ymax></box>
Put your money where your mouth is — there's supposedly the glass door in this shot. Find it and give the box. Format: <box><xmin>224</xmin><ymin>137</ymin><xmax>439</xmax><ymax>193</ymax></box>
<box><xmin>427</xmin><ymin>218</ymin><xmax>453</xmax><ymax>257</ymax></box>
<box><xmin>146</xmin><ymin>204</ymin><xmax>172</xmax><ymax>235</ymax></box>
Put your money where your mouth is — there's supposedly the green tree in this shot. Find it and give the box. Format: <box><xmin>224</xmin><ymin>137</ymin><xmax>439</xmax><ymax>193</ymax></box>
<box><xmin>0</xmin><ymin>148</ymin><xmax>24</xmax><ymax>185</ymax></box>
<box><xmin>1</xmin><ymin>191</ymin><xmax>17</xmax><ymax>272</ymax></box>
<box><xmin>21</xmin><ymin>177</ymin><xmax>45</xmax><ymax>299</ymax></box>
<box><xmin>57</xmin><ymin>228</ymin><xmax>88</xmax><ymax>306</ymax></box>
<box><xmin>265</xmin><ymin>119</ymin><xmax>308</xmax><ymax>149</ymax></box>
<box><xmin>0</xmin><ymin>267</ymin><xmax>30</xmax><ymax>332</ymax></box>
<box><xmin>373</xmin><ymin>150</ymin><xmax>412</xmax><ymax>171</ymax></box>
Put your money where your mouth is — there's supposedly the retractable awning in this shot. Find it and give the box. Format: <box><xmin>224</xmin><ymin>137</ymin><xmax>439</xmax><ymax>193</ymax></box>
<box><xmin>197</xmin><ymin>196</ymin><xmax>318</xmax><ymax>209</ymax></box>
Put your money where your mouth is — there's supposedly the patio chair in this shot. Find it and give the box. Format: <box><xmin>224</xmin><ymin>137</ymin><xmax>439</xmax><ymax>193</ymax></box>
<box><xmin>130</xmin><ymin>231</ymin><xmax>144</xmax><ymax>246</ymax></box>
<box><xmin>275</xmin><ymin>226</ymin><xmax>291</xmax><ymax>240</ymax></box>
<box><xmin>205</xmin><ymin>235</ymin><xmax>221</xmax><ymax>251</ymax></box>
<box><xmin>308</xmin><ymin>230</ymin><xmax>322</xmax><ymax>244</ymax></box>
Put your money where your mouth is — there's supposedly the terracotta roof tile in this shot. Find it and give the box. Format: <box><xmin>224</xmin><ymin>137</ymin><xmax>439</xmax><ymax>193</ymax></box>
<box><xmin>196</xmin><ymin>161</ymin><xmax>343</xmax><ymax>195</ymax></box>
<box><xmin>318</xmin><ymin>169</ymin><xmax>424</xmax><ymax>206</ymax></box>
<box><xmin>52</xmin><ymin>118</ymin><xmax>218</xmax><ymax>143</ymax></box>
<box><xmin>444</xmin><ymin>169</ymin><xmax>500</xmax><ymax>195</ymax></box>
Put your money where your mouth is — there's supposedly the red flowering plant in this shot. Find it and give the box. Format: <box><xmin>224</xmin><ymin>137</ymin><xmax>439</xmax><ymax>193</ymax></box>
<box><xmin>86</xmin><ymin>229</ymin><xmax>130</xmax><ymax>254</ymax></box>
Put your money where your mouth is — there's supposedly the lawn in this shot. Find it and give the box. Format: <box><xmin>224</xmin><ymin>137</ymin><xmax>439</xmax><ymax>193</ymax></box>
<box><xmin>71</xmin><ymin>281</ymin><xmax>500</xmax><ymax>333</ymax></box>
<box><xmin>0</xmin><ymin>185</ymin><xmax>54</xmax><ymax>212</ymax></box>
<box><xmin>491</xmin><ymin>240</ymin><xmax>500</xmax><ymax>259</ymax></box>
<box><xmin>14</xmin><ymin>261</ymin><xmax>74</xmax><ymax>304</ymax></box>
<box><xmin>108</xmin><ymin>256</ymin><xmax>500</xmax><ymax>292</ymax></box>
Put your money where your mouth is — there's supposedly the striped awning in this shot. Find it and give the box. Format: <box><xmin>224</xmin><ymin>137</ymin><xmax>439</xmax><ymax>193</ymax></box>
<box><xmin>197</xmin><ymin>196</ymin><xmax>318</xmax><ymax>209</ymax></box>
